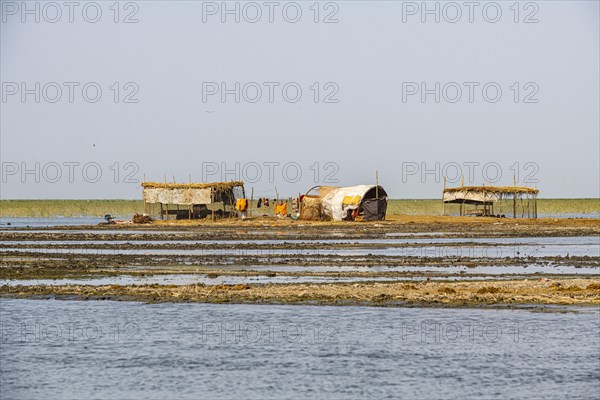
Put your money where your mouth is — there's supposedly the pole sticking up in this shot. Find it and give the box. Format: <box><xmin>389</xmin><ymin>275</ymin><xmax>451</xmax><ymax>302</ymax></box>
<box><xmin>513</xmin><ymin>174</ymin><xmax>517</xmax><ymax>219</ymax></box>
<box><xmin>188</xmin><ymin>174</ymin><xmax>192</xmax><ymax>220</ymax></box>
<box><xmin>442</xmin><ymin>176</ymin><xmax>446</xmax><ymax>216</ymax></box>
<box><xmin>250</xmin><ymin>187</ymin><xmax>254</xmax><ymax>218</ymax></box>
<box><xmin>164</xmin><ymin>174</ymin><xmax>168</xmax><ymax>220</ymax></box>
<box><xmin>211</xmin><ymin>188</ymin><xmax>215</xmax><ymax>222</ymax></box>
<box><xmin>143</xmin><ymin>174</ymin><xmax>147</xmax><ymax>215</ymax></box>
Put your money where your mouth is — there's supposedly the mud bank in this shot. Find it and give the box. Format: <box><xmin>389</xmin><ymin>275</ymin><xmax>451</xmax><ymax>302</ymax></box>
<box><xmin>2</xmin><ymin>279</ymin><xmax>599</xmax><ymax>308</ymax></box>
<box><xmin>1</xmin><ymin>217</ymin><xmax>597</xmax><ymax>308</ymax></box>
<box><xmin>1</xmin><ymin>215</ymin><xmax>599</xmax><ymax>238</ymax></box>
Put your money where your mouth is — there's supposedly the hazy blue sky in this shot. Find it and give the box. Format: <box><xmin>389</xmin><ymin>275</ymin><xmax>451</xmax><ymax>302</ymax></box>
<box><xmin>1</xmin><ymin>0</ymin><xmax>598</xmax><ymax>199</ymax></box>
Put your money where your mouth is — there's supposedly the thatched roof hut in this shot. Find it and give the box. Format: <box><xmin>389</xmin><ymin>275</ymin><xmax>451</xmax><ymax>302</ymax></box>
<box><xmin>300</xmin><ymin>185</ymin><xmax>387</xmax><ymax>222</ymax></box>
<box><xmin>142</xmin><ymin>181</ymin><xmax>244</xmax><ymax>205</ymax></box>
<box><xmin>142</xmin><ymin>181</ymin><xmax>245</xmax><ymax>220</ymax></box>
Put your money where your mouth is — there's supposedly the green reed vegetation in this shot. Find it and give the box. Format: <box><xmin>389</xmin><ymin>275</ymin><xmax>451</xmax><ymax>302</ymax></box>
<box><xmin>0</xmin><ymin>199</ymin><xmax>598</xmax><ymax>218</ymax></box>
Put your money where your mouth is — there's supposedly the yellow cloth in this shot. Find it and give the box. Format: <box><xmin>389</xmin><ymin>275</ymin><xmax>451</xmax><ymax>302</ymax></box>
<box><xmin>342</xmin><ymin>195</ymin><xmax>361</xmax><ymax>206</ymax></box>
<box><xmin>236</xmin><ymin>198</ymin><xmax>248</xmax><ymax>211</ymax></box>
<box><xmin>275</xmin><ymin>202</ymin><xmax>288</xmax><ymax>215</ymax></box>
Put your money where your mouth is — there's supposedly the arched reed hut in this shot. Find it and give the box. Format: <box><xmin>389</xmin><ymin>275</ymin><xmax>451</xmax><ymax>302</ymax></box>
<box><xmin>300</xmin><ymin>185</ymin><xmax>388</xmax><ymax>221</ymax></box>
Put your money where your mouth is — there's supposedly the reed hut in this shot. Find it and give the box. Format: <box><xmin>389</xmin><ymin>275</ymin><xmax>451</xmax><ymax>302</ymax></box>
<box><xmin>443</xmin><ymin>185</ymin><xmax>539</xmax><ymax>218</ymax></box>
<box><xmin>300</xmin><ymin>185</ymin><xmax>388</xmax><ymax>222</ymax></box>
<box><xmin>142</xmin><ymin>181</ymin><xmax>245</xmax><ymax>220</ymax></box>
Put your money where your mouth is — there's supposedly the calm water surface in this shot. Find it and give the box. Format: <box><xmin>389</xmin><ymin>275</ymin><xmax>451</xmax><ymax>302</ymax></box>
<box><xmin>1</xmin><ymin>299</ymin><xmax>598</xmax><ymax>400</ymax></box>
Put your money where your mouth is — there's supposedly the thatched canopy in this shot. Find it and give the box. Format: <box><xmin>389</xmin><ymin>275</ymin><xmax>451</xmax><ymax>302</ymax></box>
<box><xmin>142</xmin><ymin>181</ymin><xmax>243</xmax><ymax>190</ymax></box>
<box><xmin>444</xmin><ymin>186</ymin><xmax>539</xmax><ymax>195</ymax></box>
<box><xmin>443</xmin><ymin>185</ymin><xmax>538</xmax><ymax>206</ymax></box>
<box><xmin>142</xmin><ymin>181</ymin><xmax>244</xmax><ymax>205</ymax></box>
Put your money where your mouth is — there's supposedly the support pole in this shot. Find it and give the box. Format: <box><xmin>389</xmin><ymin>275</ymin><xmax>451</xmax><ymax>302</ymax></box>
<box><xmin>521</xmin><ymin>194</ymin><xmax>525</xmax><ymax>219</ymax></box>
<box><xmin>513</xmin><ymin>175</ymin><xmax>517</xmax><ymax>219</ymax></box>
<box><xmin>442</xmin><ymin>176</ymin><xmax>446</xmax><ymax>216</ymax></box>
<box><xmin>142</xmin><ymin>174</ymin><xmax>147</xmax><ymax>215</ymax></box>
<box><xmin>250</xmin><ymin>187</ymin><xmax>254</xmax><ymax>218</ymax></box>
<box><xmin>210</xmin><ymin>188</ymin><xmax>215</xmax><ymax>222</ymax></box>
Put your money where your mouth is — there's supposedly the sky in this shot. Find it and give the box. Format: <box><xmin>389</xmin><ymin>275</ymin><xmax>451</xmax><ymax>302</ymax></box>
<box><xmin>1</xmin><ymin>0</ymin><xmax>599</xmax><ymax>199</ymax></box>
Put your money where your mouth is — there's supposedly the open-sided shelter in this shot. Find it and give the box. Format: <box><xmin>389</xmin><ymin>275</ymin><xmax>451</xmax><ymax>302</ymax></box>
<box><xmin>443</xmin><ymin>185</ymin><xmax>539</xmax><ymax>218</ymax></box>
<box><xmin>142</xmin><ymin>181</ymin><xmax>245</xmax><ymax>220</ymax></box>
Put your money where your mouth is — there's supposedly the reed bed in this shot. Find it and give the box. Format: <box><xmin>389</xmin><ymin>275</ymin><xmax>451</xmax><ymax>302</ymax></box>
<box><xmin>0</xmin><ymin>198</ymin><xmax>598</xmax><ymax>218</ymax></box>
<box><xmin>0</xmin><ymin>200</ymin><xmax>144</xmax><ymax>218</ymax></box>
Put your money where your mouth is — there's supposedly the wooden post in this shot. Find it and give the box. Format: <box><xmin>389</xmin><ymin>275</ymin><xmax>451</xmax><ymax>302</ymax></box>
<box><xmin>211</xmin><ymin>188</ymin><xmax>215</xmax><ymax>222</ymax></box>
<box><xmin>513</xmin><ymin>175</ymin><xmax>517</xmax><ymax>219</ymax></box>
<box><xmin>163</xmin><ymin>174</ymin><xmax>168</xmax><ymax>220</ymax></box>
<box><xmin>188</xmin><ymin>174</ymin><xmax>192</xmax><ymax>220</ymax></box>
<box><xmin>375</xmin><ymin>171</ymin><xmax>379</xmax><ymax>199</ymax></box>
<box><xmin>275</xmin><ymin>187</ymin><xmax>279</xmax><ymax>216</ymax></box>
<box><xmin>173</xmin><ymin>175</ymin><xmax>179</xmax><ymax>219</ymax></box>
<box><xmin>442</xmin><ymin>176</ymin><xmax>446</xmax><ymax>216</ymax></box>
<box><xmin>250</xmin><ymin>187</ymin><xmax>254</xmax><ymax>218</ymax></box>
<box><xmin>142</xmin><ymin>174</ymin><xmax>147</xmax><ymax>214</ymax></box>
<box><xmin>521</xmin><ymin>194</ymin><xmax>525</xmax><ymax>218</ymax></box>
<box><xmin>483</xmin><ymin>184</ymin><xmax>486</xmax><ymax>217</ymax></box>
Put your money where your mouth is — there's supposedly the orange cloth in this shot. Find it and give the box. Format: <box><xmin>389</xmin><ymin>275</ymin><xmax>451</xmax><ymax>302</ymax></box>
<box><xmin>275</xmin><ymin>202</ymin><xmax>288</xmax><ymax>215</ymax></box>
<box><xmin>236</xmin><ymin>198</ymin><xmax>248</xmax><ymax>211</ymax></box>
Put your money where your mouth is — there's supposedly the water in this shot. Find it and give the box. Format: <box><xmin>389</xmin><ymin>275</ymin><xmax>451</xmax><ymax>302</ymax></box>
<box><xmin>0</xmin><ymin>274</ymin><xmax>405</xmax><ymax>287</ymax></box>
<box><xmin>0</xmin><ymin>212</ymin><xmax>598</xmax><ymax>229</ymax></box>
<box><xmin>1</xmin><ymin>299</ymin><xmax>598</xmax><ymax>399</ymax></box>
<box><xmin>4</xmin><ymin>243</ymin><xmax>597</xmax><ymax>258</ymax></box>
<box><xmin>3</xmin><ymin>236</ymin><xmax>597</xmax><ymax>259</ymax></box>
<box><xmin>0</xmin><ymin>217</ymin><xmax>102</xmax><ymax>228</ymax></box>
<box><xmin>2</xmin><ymin>236</ymin><xmax>598</xmax><ymax>246</ymax></box>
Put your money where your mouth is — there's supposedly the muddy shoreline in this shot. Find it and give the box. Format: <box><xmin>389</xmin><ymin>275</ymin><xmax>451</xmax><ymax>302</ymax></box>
<box><xmin>2</xmin><ymin>279</ymin><xmax>599</xmax><ymax>309</ymax></box>
<box><xmin>1</xmin><ymin>216</ymin><xmax>598</xmax><ymax>308</ymax></box>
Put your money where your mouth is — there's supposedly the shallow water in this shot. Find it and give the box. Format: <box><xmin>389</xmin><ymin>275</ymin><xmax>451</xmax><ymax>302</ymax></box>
<box><xmin>3</xmin><ymin>242</ymin><xmax>597</xmax><ymax>258</ymax></box>
<box><xmin>2</xmin><ymin>237</ymin><xmax>599</xmax><ymax>261</ymax></box>
<box><xmin>0</xmin><ymin>274</ymin><xmax>403</xmax><ymax>287</ymax></box>
<box><xmin>1</xmin><ymin>299</ymin><xmax>598</xmax><ymax>399</ymax></box>
<box><xmin>2</xmin><ymin>236</ymin><xmax>598</xmax><ymax>246</ymax></box>
<box><xmin>1</xmin><ymin>212</ymin><xmax>598</xmax><ymax>228</ymax></box>
<box><xmin>0</xmin><ymin>217</ymin><xmax>102</xmax><ymax>228</ymax></box>
<box><xmin>4</xmin><ymin>269</ymin><xmax>583</xmax><ymax>287</ymax></box>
